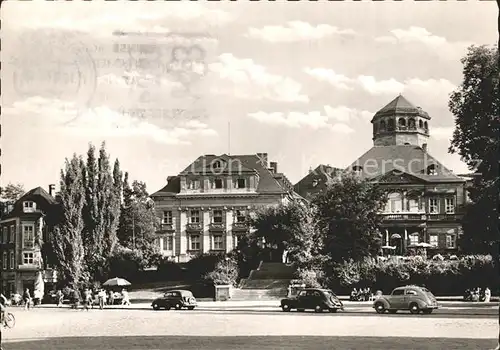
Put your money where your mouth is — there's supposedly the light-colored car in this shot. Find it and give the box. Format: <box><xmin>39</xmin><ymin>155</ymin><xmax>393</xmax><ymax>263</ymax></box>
<box><xmin>373</xmin><ymin>285</ymin><xmax>439</xmax><ymax>314</ymax></box>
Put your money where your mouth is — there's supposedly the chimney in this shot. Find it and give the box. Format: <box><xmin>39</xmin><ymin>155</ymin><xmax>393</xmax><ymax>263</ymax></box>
<box><xmin>269</xmin><ymin>162</ymin><xmax>278</xmax><ymax>174</ymax></box>
<box><xmin>256</xmin><ymin>153</ymin><xmax>268</xmax><ymax>167</ymax></box>
<box><xmin>49</xmin><ymin>184</ymin><xmax>56</xmax><ymax>196</ymax></box>
<box><xmin>422</xmin><ymin>143</ymin><xmax>428</xmax><ymax>152</ymax></box>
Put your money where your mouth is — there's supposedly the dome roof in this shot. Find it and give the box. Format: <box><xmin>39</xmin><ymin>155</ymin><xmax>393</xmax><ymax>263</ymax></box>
<box><xmin>371</xmin><ymin>95</ymin><xmax>430</xmax><ymax>121</ymax></box>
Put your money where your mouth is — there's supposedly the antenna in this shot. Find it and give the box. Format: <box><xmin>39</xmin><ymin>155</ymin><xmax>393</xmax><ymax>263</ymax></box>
<box><xmin>228</xmin><ymin>121</ymin><xmax>231</xmax><ymax>155</ymax></box>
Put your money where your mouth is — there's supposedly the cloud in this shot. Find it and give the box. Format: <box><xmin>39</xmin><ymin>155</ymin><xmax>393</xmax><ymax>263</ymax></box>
<box><xmin>248</xmin><ymin>110</ymin><xmax>354</xmax><ymax>133</ymax></box>
<box><xmin>357</xmin><ymin>75</ymin><xmax>405</xmax><ymax>95</ymax></box>
<box><xmin>404</xmin><ymin>78</ymin><xmax>457</xmax><ymax>99</ymax></box>
<box><xmin>375</xmin><ymin>27</ymin><xmax>469</xmax><ymax>59</ymax></box>
<box><xmin>324</xmin><ymin>106</ymin><xmax>374</xmax><ymax>123</ymax></box>
<box><xmin>431</xmin><ymin>126</ymin><xmax>454</xmax><ymax>141</ymax></box>
<box><xmin>304</xmin><ymin>68</ymin><xmax>353</xmax><ymax>90</ymax></box>
<box><xmin>246</xmin><ymin>21</ymin><xmax>355</xmax><ymax>42</ymax></box>
<box><xmin>5</xmin><ymin>96</ymin><xmax>217</xmax><ymax>145</ymax></box>
<box><xmin>210</xmin><ymin>53</ymin><xmax>309</xmax><ymax>103</ymax></box>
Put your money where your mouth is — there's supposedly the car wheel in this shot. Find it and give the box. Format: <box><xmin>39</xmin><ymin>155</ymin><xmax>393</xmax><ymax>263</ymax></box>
<box><xmin>375</xmin><ymin>302</ymin><xmax>385</xmax><ymax>314</ymax></box>
<box><xmin>281</xmin><ymin>304</ymin><xmax>291</xmax><ymax>312</ymax></box>
<box><xmin>409</xmin><ymin>303</ymin><xmax>420</xmax><ymax>314</ymax></box>
<box><xmin>187</xmin><ymin>306</ymin><xmax>195</xmax><ymax>310</ymax></box>
<box><xmin>314</xmin><ymin>305</ymin><xmax>323</xmax><ymax>313</ymax></box>
<box><xmin>422</xmin><ymin>309</ymin><xmax>433</xmax><ymax>314</ymax></box>
<box><xmin>175</xmin><ymin>303</ymin><xmax>182</xmax><ymax>310</ymax></box>
<box><xmin>165</xmin><ymin>306</ymin><xmax>171</xmax><ymax>311</ymax></box>
<box><xmin>152</xmin><ymin>303</ymin><xmax>160</xmax><ymax>311</ymax></box>
<box><xmin>388</xmin><ymin>309</ymin><xmax>397</xmax><ymax>314</ymax></box>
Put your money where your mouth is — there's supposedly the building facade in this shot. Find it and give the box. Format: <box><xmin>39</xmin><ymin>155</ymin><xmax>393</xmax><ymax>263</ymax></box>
<box><xmin>0</xmin><ymin>186</ymin><xmax>59</xmax><ymax>296</ymax></box>
<box><xmin>295</xmin><ymin>95</ymin><xmax>468</xmax><ymax>255</ymax></box>
<box><xmin>151</xmin><ymin>153</ymin><xmax>301</xmax><ymax>262</ymax></box>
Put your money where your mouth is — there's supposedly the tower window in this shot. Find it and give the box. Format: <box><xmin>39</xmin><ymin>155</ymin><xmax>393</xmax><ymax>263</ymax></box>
<box><xmin>387</xmin><ymin>119</ymin><xmax>395</xmax><ymax>131</ymax></box>
<box><xmin>427</xmin><ymin>164</ymin><xmax>437</xmax><ymax>175</ymax></box>
<box><xmin>424</xmin><ymin>121</ymin><xmax>428</xmax><ymax>130</ymax></box>
<box><xmin>398</xmin><ymin>118</ymin><xmax>406</xmax><ymax>127</ymax></box>
<box><xmin>419</xmin><ymin>120</ymin><xmax>423</xmax><ymax>128</ymax></box>
<box><xmin>408</xmin><ymin>118</ymin><xmax>416</xmax><ymax>129</ymax></box>
<box><xmin>352</xmin><ymin>165</ymin><xmax>363</xmax><ymax>176</ymax></box>
<box><xmin>379</xmin><ymin>120</ymin><xmax>386</xmax><ymax>131</ymax></box>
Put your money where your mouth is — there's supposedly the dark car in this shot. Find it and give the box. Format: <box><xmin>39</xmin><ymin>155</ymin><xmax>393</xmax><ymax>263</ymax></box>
<box><xmin>280</xmin><ymin>288</ymin><xmax>344</xmax><ymax>313</ymax></box>
<box><xmin>151</xmin><ymin>290</ymin><xmax>197</xmax><ymax>311</ymax></box>
<box><xmin>373</xmin><ymin>285</ymin><xmax>439</xmax><ymax>314</ymax></box>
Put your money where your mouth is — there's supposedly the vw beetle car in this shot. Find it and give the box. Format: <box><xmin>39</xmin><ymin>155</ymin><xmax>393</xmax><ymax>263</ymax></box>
<box><xmin>373</xmin><ymin>285</ymin><xmax>438</xmax><ymax>314</ymax></box>
<box><xmin>151</xmin><ymin>290</ymin><xmax>197</xmax><ymax>311</ymax></box>
<box><xmin>280</xmin><ymin>288</ymin><xmax>344</xmax><ymax>313</ymax></box>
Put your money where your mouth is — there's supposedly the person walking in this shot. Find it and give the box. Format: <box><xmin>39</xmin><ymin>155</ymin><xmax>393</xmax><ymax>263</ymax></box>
<box><xmin>97</xmin><ymin>289</ymin><xmax>106</xmax><ymax>310</ymax></box>
<box><xmin>121</xmin><ymin>289</ymin><xmax>130</xmax><ymax>306</ymax></box>
<box><xmin>83</xmin><ymin>289</ymin><xmax>92</xmax><ymax>311</ymax></box>
<box><xmin>23</xmin><ymin>288</ymin><xmax>31</xmax><ymax>311</ymax></box>
<box><xmin>56</xmin><ymin>290</ymin><xmax>64</xmax><ymax>307</ymax></box>
<box><xmin>71</xmin><ymin>288</ymin><xmax>80</xmax><ymax>310</ymax></box>
<box><xmin>108</xmin><ymin>290</ymin><xmax>115</xmax><ymax>306</ymax></box>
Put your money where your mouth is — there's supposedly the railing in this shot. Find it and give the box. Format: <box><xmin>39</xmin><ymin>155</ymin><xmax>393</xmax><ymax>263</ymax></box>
<box><xmin>186</xmin><ymin>222</ymin><xmax>203</xmax><ymax>231</ymax></box>
<box><xmin>232</xmin><ymin>222</ymin><xmax>249</xmax><ymax>231</ymax></box>
<box><xmin>427</xmin><ymin>214</ymin><xmax>460</xmax><ymax>221</ymax></box>
<box><xmin>159</xmin><ymin>223</ymin><xmax>175</xmax><ymax>232</ymax></box>
<box><xmin>380</xmin><ymin>213</ymin><xmax>461</xmax><ymax>221</ymax></box>
<box><xmin>209</xmin><ymin>222</ymin><xmax>226</xmax><ymax>231</ymax></box>
<box><xmin>381</xmin><ymin>213</ymin><xmax>426</xmax><ymax>221</ymax></box>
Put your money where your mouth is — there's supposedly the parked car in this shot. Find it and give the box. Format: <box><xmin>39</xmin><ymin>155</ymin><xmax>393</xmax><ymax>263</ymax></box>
<box><xmin>151</xmin><ymin>290</ymin><xmax>197</xmax><ymax>311</ymax></box>
<box><xmin>280</xmin><ymin>288</ymin><xmax>344</xmax><ymax>313</ymax></box>
<box><xmin>373</xmin><ymin>285</ymin><xmax>439</xmax><ymax>314</ymax></box>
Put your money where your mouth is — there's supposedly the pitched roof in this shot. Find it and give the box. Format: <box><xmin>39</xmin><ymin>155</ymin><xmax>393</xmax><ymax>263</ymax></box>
<box><xmin>19</xmin><ymin>187</ymin><xmax>57</xmax><ymax>204</ymax></box>
<box><xmin>151</xmin><ymin>153</ymin><xmax>293</xmax><ymax>197</ymax></box>
<box><xmin>347</xmin><ymin>145</ymin><xmax>465</xmax><ymax>183</ymax></box>
<box><xmin>372</xmin><ymin>95</ymin><xmax>430</xmax><ymax>121</ymax></box>
<box><xmin>294</xmin><ymin>164</ymin><xmax>342</xmax><ymax>200</ymax></box>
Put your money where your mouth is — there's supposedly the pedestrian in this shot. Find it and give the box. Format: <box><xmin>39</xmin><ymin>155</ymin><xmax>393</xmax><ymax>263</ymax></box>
<box><xmin>23</xmin><ymin>288</ymin><xmax>31</xmax><ymax>310</ymax></box>
<box><xmin>71</xmin><ymin>288</ymin><xmax>80</xmax><ymax>310</ymax></box>
<box><xmin>83</xmin><ymin>289</ymin><xmax>92</xmax><ymax>311</ymax></box>
<box><xmin>121</xmin><ymin>289</ymin><xmax>130</xmax><ymax>306</ymax></box>
<box><xmin>108</xmin><ymin>290</ymin><xmax>115</xmax><ymax>306</ymax></box>
<box><xmin>98</xmin><ymin>289</ymin><xmax>106</xmax><ymax>310</ymax></box>
<box><xmin>56</xmin><ymin>290</ymin><xmax>64</xmax><ymax>307</ymax></box>
<box><xmin>484</xmin><ymin>287</ymin><xmax>491</xmax><ymax>303</ymax></box>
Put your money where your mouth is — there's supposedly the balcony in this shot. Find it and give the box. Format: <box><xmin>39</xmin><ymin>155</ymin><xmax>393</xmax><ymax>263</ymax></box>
<box><xmin>232</xmin><ymin>222</ymin><xmax>249</xmax><ymax>232</ymax></box>
<box><xmin>381</xmin><ymin>213</ymin><xmax>426</xmax><ymax>221</ymax></box>
<box><xmin>18</xmin><ymin>264</ymin><xmax>39</xmax><ymax>271</ymax></box>
<box><xmin>427</xmin><ymin>213</ymin><xmax>461</xmax><ymax>221</ymax></box>
<box><xmin>209</xmin><ymin>222</ymin><xmax>226</xmax><ymax>232</ymax></box>
<box><xmin>158</xmin><ymin>223</ymin><xmax>175</xmax><ymax>232</ymax></box>
<box><xmin>186</xmin><ymin>222</ymin><xmax>203</xmax><ymax>232</ymax></box>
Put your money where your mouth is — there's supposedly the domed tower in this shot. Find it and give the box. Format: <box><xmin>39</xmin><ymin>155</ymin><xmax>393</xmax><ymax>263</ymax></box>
<box><xmin>371</xmin><ymin>95</ymin><xmax>431</xmax><ymax>149</ymax></box>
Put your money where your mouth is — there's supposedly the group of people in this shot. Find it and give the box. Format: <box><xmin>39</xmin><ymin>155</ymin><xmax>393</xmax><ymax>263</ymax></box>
<box><xmin>350</xmin><ymin>287</ymin><xmax>374</xmax><ymax>301</ymax></box>
<box><xmin>60</xmin><ymin>288</ymin><xmax>131</xmax><ymax>310</ymax></box>
<box><xmin>464</xmin><ymin>287</ymin><xmax>492</xmax><ymax>302</ymax></box>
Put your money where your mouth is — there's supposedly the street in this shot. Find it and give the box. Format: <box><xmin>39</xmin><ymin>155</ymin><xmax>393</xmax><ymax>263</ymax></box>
<box><xmin>2</xmin><ymin>306</ymin><xmax>498</xmax><ymax>349</ymax></box>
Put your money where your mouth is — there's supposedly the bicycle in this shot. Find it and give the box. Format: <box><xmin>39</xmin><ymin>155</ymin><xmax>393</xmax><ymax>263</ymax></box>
<box><xmin>2</xmin><ymin>312</ymin><xmax>15</xmax><ymax>329</ymax></box>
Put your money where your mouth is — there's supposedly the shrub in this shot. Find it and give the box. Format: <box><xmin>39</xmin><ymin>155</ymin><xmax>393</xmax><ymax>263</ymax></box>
<box><xmin>203</xmin><ymin>256</ymin><xmax>239</xmax><ymax>286</ymax></box>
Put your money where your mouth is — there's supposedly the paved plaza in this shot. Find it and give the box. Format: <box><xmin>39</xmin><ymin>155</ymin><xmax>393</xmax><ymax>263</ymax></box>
<box><xmin>2</xmin><ymin>305</ymin><xmax>498</xmax><ymax>349</ymax></box>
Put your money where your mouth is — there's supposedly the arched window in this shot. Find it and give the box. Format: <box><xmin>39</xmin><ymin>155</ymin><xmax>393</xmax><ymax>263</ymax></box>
<box><xmin>352</xmin><ymin>165</ymin><xmax>363</xmax><ymax>176</ymax></box>
<box><xmin>419</xmin><ymin>120</ymin><xmax>423</xmax><ymax>128</ymax></box>
<box><xmin>408</xmin><ymin>118</ymin><xmax>416</xmax><ymax>129</ymax></box>
<box><xmin>373</xmin><ymin>123</ymin><xmax>378</xmax><ymax>133</ymax></box>
<box><xmin>387</xmin><ymin>119</ymin><xmax>395</xmax><ymax>131</ymax></box>
<box><xmin>379</xmin><ymin>120</ymin><xmax>386</xmax><ymax>131</ymax></box>
<box><xmin>427</xmin><ymin>164</ymin><xmax>437</xmax><ymax>175</ymax></box>
<box><xmin>398</xmin><ymin>118</ymin><xmax>406</xmax><ymax>127</ymax></box>
<box><xmin>213</xmin><ymin>160</ymin><xmax>221</xmax><ymax>168</ymax></box>
<box><xmin>424</xmin><ymin>121</ymin><xmax>428</xmax><ymax>130</ymax></box>
<box><xmin>385</xmin><ymin>192</ymin><xmax>403</xmax><ymax>212</ymax></box>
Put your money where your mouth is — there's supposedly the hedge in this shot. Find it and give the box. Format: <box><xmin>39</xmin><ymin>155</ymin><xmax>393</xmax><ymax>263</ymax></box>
<box><xmin>313</xmin><ymin>255</ymin><xmax>498</xmax><ymax>296</ymax></box>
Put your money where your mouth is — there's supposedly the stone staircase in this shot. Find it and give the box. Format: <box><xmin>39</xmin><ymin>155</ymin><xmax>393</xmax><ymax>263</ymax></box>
<box><xmin>231</xmin><ymin>262</ymin><xmax>296</xmax><ymax>301</ymax></box>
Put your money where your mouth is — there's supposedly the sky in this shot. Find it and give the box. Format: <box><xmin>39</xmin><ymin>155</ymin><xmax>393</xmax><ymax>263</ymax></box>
<box><xmin>1</xmin><ymin>1</ymin><xmax>497</xmax><ymax>194</ymax></box>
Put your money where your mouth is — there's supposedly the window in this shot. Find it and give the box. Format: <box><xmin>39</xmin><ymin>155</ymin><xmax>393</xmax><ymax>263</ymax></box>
<box><xmin>213</xmin><ymin>210</ymin><xmax>223</xmax><ymax>223</ymax></box>
<box><xmin>233</xmin><ymin>234</ymin><xmax>240</xmax><ymax>249</ymax></box>
<box><xmin>408</xmin><ymin>118</ymin><xmax>416</xmax><ymax>129</ymax></box>
<box><xmin>429</xmin><ymin>199</ymin><xmax>439</xmax><ymax>214</ymax></box>
<box><xmin>163</xmin><ymin>211</ymin><xmax>173</xmax><ymax>224</ymax></box>
<box><xmin>213</xmin><ymin>235</ymin><xmax>224</xmax><ymax>250</ymax></box>
<box><xmin>445</xmin><ymin>198</ymin><xmax>455</xmax><ymax>214</ymax></box>
<box><xmin>409</xmin><ymin>234</ymin><xmax>419</xmax><ymax>246</ymax></box>
<box><xmin>236</xmin><ymin>210</ymin><xmax>246</xmax><ymax>223</ymax></box>
<box><xmin>392</xmin><ymin>289</ymin><xmax>404</xmax><ymax>296</ymax></box>
<box><xmin>386</xmin><ymin>193</ymin><xmax>402</xmax><ymax>212</ymax></box>
<box><xmin>10</xmin><ymin>225</ymin><xmax>14</xmax><ymax>243</ymax></box>
<box><xmin>213</xmin><ymin>160</ymin><xmax>221</xmax><ymax>169</ymax></box>
<box><xmin>2</xmin><ymin>252</ymin><xmax>6</xmax><ymax>270</ymax></box>
<box><xmin>352</xmin><ymin>165</ymin><xmax>363</xmax><ymax>176</ymax></box>
<box><xmin>398</xmin><ymin>118</ymin><xmax>406</xmax><ymax>127</ymax></box>
<box><xmin>10</xmin><ymin>251</ymin><xmax>14</xmax><ymax>269</ymax></box>
<box><xmin>387</xmin><ymin>119</ymin><xmax>395</xmax><ymax>131</ymax></box>
<box><xmin>188</xmin><ymin>179</ymin><xmax>200</xmax><ymax>190</ymax></box>
<box><xmin>446</xmin><ymin>235</ymin><xmax>456</xmax><ymax>249</ymax></box>
<box><xmin>312</xmin><ymin>179</ymin><xmax>319</xmax><ymax>187</ymax></box>
<box><xmin>427</xmin><ymin>164</ymin><xmax>437</xmax><ymax>175</ymax></box>
<box><xmin>162</xmin><ymin>236</ymin><xmax>173</xmax><ymax>251</ymax></box>
<box><xmin>408</xmin><ymin>198</ymin><xmax>420</xmax><ymax>212</ymax></box>
<box><xmin>236</xmin><ymin>178</ymin><xmax>246</xmax><ymax>189</ymax></box>
<box><xmin>405</xmin><ymin>290</ymin><xmax>417</xmax><ymax>295</ymax></box>
<box><xmin>189</xmin><ymin>235</ymin><xmax>201</xmax><ymax>250</ymax></box>
<box><xmin>424</xmin><ymin>121</ymin><xmax>428</xmax><ymax>130</ymax></box>
<box><xmin>1</xmin><ymin>227</ymin><xmax>6</xmax><ymax>243</ymax></box>
<box><xmin>23</xmin><ymin>252</ymin><xmax>34</xmax><ymax>265</ymax></box>
<box><xmin>379</xmin><ymin>120</ymin><xmax>386</xmax><ymax>131</ymax></box>
<box><xmin>23</xmin><ymin>201</ymin><xmax>36</xmax><ymax>212</ymax></box>
<box><xmin>23</xmin><ymin>225</ymin><xmax>35</xmax><ymax>248</ymax></box>
<box><xmin>214</xmin><ymin>179</ymin><xmax>223</xmax><ymax>189</ymax></box>
<box><xmin>419</xmin><ymin>120</ymin><xmax>423</xmax><ymax>128</ymax></box>
<box><xmin>429</xmin><ymin>234</ymin><xmax>438</xmax><ymax>247</ymax></box>
<box><xmin>190</xmin><ymin>210</ymin><xmax>200</xmax><ymax>223</ymax></box>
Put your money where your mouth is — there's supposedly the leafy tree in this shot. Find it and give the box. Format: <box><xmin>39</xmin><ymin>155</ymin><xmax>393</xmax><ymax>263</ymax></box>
<box><xmin>448</xmin><ymin>45</ymin><xmax>499</xmax><ymax>254</ymax></box>
<box><xmin>117</xmin><ymin>177</ymin><xmax>160</xmax><ymax>266</ymax></box>
<box><xmin>204</xmin><ymin>256</ymin><xmax>239</xmax><ymax>286</ymax></box>
<box><xmin>0</xmin><ymin>183</ymin><xmax>25</xmax><ymax>202</ymax></box>
<box><xmin>51</xmin><ymin>155</ymin><xmax>87</xmax><ymax>289</ymax></box>
<box><xmin>312</xmin><ymin>173</ymin><xmax>386</xmax><ymax>263</ymax></box>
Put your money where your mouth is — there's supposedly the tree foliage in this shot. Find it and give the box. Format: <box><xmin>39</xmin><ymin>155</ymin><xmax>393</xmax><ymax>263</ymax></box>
<box><xmin>51</xmin><ymin>155</ymin><xmax>87</xmax><ymax>289</ymax></box>
<box><xmin>312</xmin><ymin>173</ymin><xmax>386</xmax><ymax>263</ymax></box>
<box><xmin>204</xmin><ymin>256</ymin><xmax>239</xmax><ymax>286</ymax></box>
<box><xmin>448</xmin><ymin>45</ymin><xmax>499</xmax><ymax>254</ymax></box>
<box><xmin>0</xmin><ymin>183</ymin><xmax>25</xmax><ymax>202</ymax></box>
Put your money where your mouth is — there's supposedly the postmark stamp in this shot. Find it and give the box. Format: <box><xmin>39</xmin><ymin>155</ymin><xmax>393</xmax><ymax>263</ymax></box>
<box><xmin>9</xmin><ymin>29</ymin><xmax>97</xmax><ymax>108</ymax></box>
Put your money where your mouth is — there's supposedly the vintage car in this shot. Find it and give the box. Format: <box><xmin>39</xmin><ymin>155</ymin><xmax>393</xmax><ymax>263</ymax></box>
<box><xmin>151</xmin><ymin>289</ymin><xmax>197</xmax><ymax>311</ymax></box>
<box><xmin>373</xmin><ymin>285</ymin><xmax>439</xmax><ymax>314</ymax></box>
<box><xmin>280</xmin><ymin>288</ymin><xmax>344</xmax><ymax>313</ymax></box>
